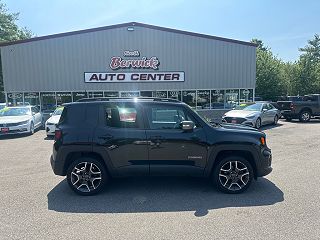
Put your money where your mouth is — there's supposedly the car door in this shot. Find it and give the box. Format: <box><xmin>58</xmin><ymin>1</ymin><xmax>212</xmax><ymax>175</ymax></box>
<box><xmin>93</xmin><ymin>102</ymin><xmax>149</xmax><ymax>176</ymax></box>
<box><xmin>145</xmin><ymin>103</ymin><xmax>208</xmax><ymax>176</ymax></box>
<box><xmin>266</xmin><ymin>103</ymin><xmax>277</xmax><ymax>123</ymax></box>
<box><xmin>31</xmin><ymin>106</ymin><xmax>42</xmax><ymax>128</ymax></box>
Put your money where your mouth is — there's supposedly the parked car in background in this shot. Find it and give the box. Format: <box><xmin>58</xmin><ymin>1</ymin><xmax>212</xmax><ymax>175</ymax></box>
<box><xmin>222</xmin><ymin>102</ymin><xmax>281</xmax><ymax>128</ymax></box>
<box><xmin>0</xmin><ymin>106</ymin><xmax>42</xmax><ymax>135</ymax></box>
<box><xmin>277</xmin><ymin>94</ymin><xmax>320</xmax><ymax>122</ymax></box>
<box><xmin>45</xmin><ymin>106</ymin><xmax>64</xmax><ymax>137</ymax></box>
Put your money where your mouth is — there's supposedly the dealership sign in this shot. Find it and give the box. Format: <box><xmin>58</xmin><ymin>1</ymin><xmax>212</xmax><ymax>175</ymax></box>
<box><xmin>85</xmin><ymin>51</ymin><xmax>184</xmax><ymax>83</ymax></box>
<box><xmin>85</xmin><ymin>72</ymin><xmax>184</xmax><ymax>82</ymax></box>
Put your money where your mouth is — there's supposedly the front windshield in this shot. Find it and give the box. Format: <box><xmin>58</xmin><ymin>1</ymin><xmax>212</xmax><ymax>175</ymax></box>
<box><xmin>234</xmin><ymin>103</ymin><xmax>254</xmax><ymax>110</ymax></box>
<box><xmin>242</xmin><ymin>103</ymin><xmax>263</xmax><ymax>111</ymax></box>
<box><xmin>0</xmin><ymin>107</ymin><xmax>31</xmax><ymax>116</ymax></box>
<box><xmin>53</xmin><ymin>107</ymin><xmax>64</xmax><ymax>116</ymax></box>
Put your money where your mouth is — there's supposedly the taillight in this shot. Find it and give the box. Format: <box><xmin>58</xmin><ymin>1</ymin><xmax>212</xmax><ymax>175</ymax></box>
<box><xmin>54</xmin><ymin>130</ymin><xmax>62</xmax><ymax>141</ymax></box>
<box><xmin>260</xmin><ymin>136</ymin><xmax>266</xmax><ymax>146</ymax></box>
<box><xmin>290</xmin><ymin>103</ymin><xmax>294</xmax><ymax>110</ymax></box>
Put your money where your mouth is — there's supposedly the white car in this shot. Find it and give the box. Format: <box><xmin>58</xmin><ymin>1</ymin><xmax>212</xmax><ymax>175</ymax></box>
<box><xmin>45</xmin><ymin>107</ymin><xmax>63</xmax><ymax>136</ymax></box>
<box><xmin>0</xmin><ymin>106</ymin><xmax>42</xmax><ymax>135</ymax></box>
<box><xmin>0</xmin><ymin>103</ymin><xmax>6</xmax><ymax>110</ymax></box>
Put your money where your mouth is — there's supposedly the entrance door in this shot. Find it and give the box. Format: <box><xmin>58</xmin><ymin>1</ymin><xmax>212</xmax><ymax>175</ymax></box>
<box><xmin>144</xmin><ymin>103</ymin><xmax>208</xmax><ymax>176</ymax></box>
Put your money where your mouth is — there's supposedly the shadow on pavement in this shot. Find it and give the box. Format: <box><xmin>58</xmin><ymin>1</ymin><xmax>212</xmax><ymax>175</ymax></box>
<box><xmin>260</xmin><ymin>122</ymin><xmax>284</xmax><ymax>131</ymax></box>
<box><xmin>47</xmin><ymin>177</ymin><xmax>284</xmax><ymax>217</ymax></box>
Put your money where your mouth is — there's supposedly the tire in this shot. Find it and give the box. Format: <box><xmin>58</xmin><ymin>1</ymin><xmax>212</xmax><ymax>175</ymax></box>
<box><xmin>66</xmin><ymin>157</ymin><xmax>108</xmax><ymax>196</ymax></box>
<box><xmin>255</xmin><ymin>118</ymin><xmax>261</xmax><ymax>129</ymax></box>
<box><xmin>285</xmin><ymin>117</ymin><xmax>292</xmax><ymax>122</ymax></box>
<box><xmin>212</xmin><ymin>156</ymin><xmax>254</xmax><ymax>194</ymax></box>
<box><xmin>273</xmin><ymin>115</ymin><xmax>279</xmax><ymax>125</ymax></box>
<box><xmin>29</xmin><ymin>122</ymin><xmax>34</xmax><ymax>135</ymax></box>
<box><xmin>299</xmin><ymin>110</ymin><xmax>311</xmax><ymax>122</ymax></box>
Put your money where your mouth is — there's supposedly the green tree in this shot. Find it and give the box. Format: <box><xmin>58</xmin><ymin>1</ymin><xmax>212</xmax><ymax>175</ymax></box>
<box><xmin>251</xmin><ymin>39</ymin><xmax>286</xmax><ymax>101</ymax></box>
<box><xmin>295</xmin><ymin>34</ymin><xmax>320</xmax><ymax>95</ymax></box>
<box><xmin>0</xmin><ymin>1</ymin><xmax>33</xmax><ymax>101</ymax></box>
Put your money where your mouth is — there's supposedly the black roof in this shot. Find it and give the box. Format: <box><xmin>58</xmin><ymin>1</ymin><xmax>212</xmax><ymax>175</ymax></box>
<box><xmin>0</xmin><ymin>22</ymin><xmax>256</xmax><ymax>47</ymax></box>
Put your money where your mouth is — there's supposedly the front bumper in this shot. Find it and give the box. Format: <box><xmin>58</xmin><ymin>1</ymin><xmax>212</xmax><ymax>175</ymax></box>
<box><xmin>222</xmin><ymin>117</ymin><xmax>256</xmax><ymax>127</ymax></box>
<box><xmin>0</xmin><ymin>123</ymin><xmax>30</xmax><ymax>135</ymax></box>
<box><xmin>256</xmin><ymin>147</ymin><xmax>273</xmax><ymax>177</ymax></box>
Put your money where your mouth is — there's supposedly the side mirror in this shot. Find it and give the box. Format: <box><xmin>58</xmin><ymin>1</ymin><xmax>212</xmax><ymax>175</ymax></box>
<box><xmin>262</xmin><ymin>108</ymin><xmax>268</xmax><ymax>112</ymax></box>
<box><xmin>181</xmin><ymin>121</ymin><xmax>195</xmax><ymax>131</ymax></box>
<box><xmin>50</xmin><ymin>113</ymin><xmax>53</xmax><ymax>116</ymax></box>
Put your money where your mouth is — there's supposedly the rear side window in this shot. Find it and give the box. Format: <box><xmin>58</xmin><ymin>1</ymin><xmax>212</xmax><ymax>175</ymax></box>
<box><xmin>104</xmin><ymin>103</ymin><xmax>143</xmax><ymax>129</ymax></box>
<box><xmin>146</xmin><ymin>105</ymin><xmax>198</xmax><ymax>130</ymax></box>
<box><xmin>59</xmin><ymin>104</ymin><xmax>85</xmax><ymax>125</ymax></box>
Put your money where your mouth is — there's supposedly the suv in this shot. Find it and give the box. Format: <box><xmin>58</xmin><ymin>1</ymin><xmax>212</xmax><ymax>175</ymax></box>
<box><xmin>50</xmin><ymin>98</ymin><xmax>272</xmax><ymax>195</ymax></box>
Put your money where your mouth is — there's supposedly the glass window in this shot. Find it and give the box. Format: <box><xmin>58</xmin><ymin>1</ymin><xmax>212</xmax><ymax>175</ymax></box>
<box><xmin>140</xmin><ymin>91</ymin><xmax>153</xmax><ymax>97</ymax></box>
<box><xmin>40</xmin><ymin>92</ymin><xmax>56</xmax><ymax>113</ymax></box>
<box><xmin>211</xmin><ymin>90</ymin><xmax>225</xmax><ymax>109</ymax></box>
<box><xmin>88</xmin><ymin>91</ymin><xmax>103</xmax><ymax>98</ymax></box>
<box><xmin>0</xmin><ymin>92</ymin><xmax>5</xmax><ymax>102</ymax></box>
<box><xmin>225</xmin><ymin>89</ymin><xmax>239</xmax><ymax>109</ymax></box>
<box><xmin>196</xmin><ymin>90</ymin><xmax>210</xmax><ymax>109</ymax></box>
<box><xmin>24</xmin><ymin>92</ymin><xmax>40</xmax><ymax>108</ymax></box>
<box><xmin>120</xmin><ymin>91</ymin><xmax>140</xmax><ymax>97</ymax></box>
<box><xmin>31</xmin><ymin>106</ymin><xmax>40</xmax><ymax>114</ymax></box>
<box><xmin>104</xmin><ymin>91</ymin><xmax>119</xmax><ymax>97</ymax></box>
<box><xmin>240</xmin><ymin>89</ymin><xmax>253</xmax><ymax>103</ymax></box>
<box><xmin>105</xmin><ymin>103</ymin><xmax>141</xmax><ymax>128</ymax></box>
<box><xmin>146</xmin><ymin>105</ymin><xmax>197</xmax><ymax>130</ymax></box>
<box><xmin>56</xmin><ymin>92</ymin><xmax>72</xmax><ymax>105</ymax></box>
<box><xmin>7</xmin><ymin>93</ymin><xmax>23</xmax><ymax>106</ymax></box>
<box><xmin>182</xmin><ymin>90</ymin><xmax>196</xmax><ymax>108</ymax></box>
<box><xmin>72</xmin><ymin>92</ymin><xmax>87</xmax><ymax>102</ymax></box>
<box><xmin>168</xmin><ymin>91</ymin><xmax>181</xmax><ymax>101</ymax></box>
<box><xmin>153</xmin><ymin>91</ymin><xmax>168</xmax><ymax>98</ymax></box>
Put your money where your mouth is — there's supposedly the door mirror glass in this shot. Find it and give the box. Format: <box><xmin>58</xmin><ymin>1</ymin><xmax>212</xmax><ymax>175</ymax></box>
<box><xmin>181</xmin><ymin>121</ymin><xmax>194</xmax><ymax>131</ymax></box>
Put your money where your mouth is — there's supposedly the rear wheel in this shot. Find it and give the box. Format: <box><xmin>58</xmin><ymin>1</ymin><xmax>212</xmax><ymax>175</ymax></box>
<box><xmin>66</xmin><ymin>157</ymin><xmax>108</xmax><ymax>196</ymax></box>
<box><xmin>285</xmin><ymin>117</ymin><xmax>292</xmax><ymax>122</ymax></box>
<box><xmin>212</xmin><ymin>156</ymin><xmax>254</xmax><ymax>194</ymax></box>
<box><xmin>299</xmin><ymin>110</ymin><xmax>311</xmax><ymax>122</ymax></box>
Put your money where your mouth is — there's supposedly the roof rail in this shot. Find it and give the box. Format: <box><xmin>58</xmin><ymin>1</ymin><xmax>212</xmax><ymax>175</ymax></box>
<box><xmin>76</xmin><ymin>97</ymin><xmax>181</xmax><ymax>103</ymax></box>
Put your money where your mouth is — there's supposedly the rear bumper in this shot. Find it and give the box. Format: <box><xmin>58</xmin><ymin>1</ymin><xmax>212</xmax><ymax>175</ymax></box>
<box><xmin>50</xmin><ymin>145</ymin><xmax>65</xmax><ymax>176</ymax></box>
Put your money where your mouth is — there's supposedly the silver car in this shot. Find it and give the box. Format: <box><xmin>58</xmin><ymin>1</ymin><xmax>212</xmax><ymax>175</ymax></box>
<box><xmin>222</xmin><ymin>102</ymin><xmax>281</xmax><ymax>128</ymax></box>
<box><xmin>0</xmin><ymin>106</ymin><xmax>42</xmax><ymax>135</ymax></box>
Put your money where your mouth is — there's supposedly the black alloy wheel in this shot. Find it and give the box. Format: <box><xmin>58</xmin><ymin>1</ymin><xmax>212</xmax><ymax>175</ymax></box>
<box><xmin>66</xmin><ymin>157</ymin><xmax>108</xmax><ymax>196</ymax></box>
<box><xmin>213</xmin><ymin>156</ymin><xmax>254</xmax><ymax>194</ymax></box>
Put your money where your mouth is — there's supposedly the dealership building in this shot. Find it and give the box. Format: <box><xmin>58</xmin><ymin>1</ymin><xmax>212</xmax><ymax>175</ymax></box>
<box><xmin>0</xmin><ymin>22</ymin><xmax>256</xmax><ymax>112</ymax></box>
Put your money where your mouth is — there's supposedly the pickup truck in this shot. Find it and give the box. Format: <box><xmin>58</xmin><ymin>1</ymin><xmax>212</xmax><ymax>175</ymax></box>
<box><xmin>277</xmin><ymin>94</ymin><xmax>320</xmax><ymax>122</ymax></box>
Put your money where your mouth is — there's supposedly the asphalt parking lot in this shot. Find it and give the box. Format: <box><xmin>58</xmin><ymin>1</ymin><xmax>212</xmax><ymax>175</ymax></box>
<box><xmin>1</xmin><ymin>120</ymin><xmax>320</xmax><ymax>240</ymax></box>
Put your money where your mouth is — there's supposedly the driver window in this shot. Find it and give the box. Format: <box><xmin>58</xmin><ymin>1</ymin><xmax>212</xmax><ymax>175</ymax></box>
<box><xmin>147</xmin><ymin>105</ymin><xmax>196</xmax><ymax>130</ymax></box>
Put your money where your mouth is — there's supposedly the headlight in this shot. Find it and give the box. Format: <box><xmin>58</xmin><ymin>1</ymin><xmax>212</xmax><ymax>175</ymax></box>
<box><xmin>246</xmin><ymin>114</ymin><xmax>256</xmax><ymax>119</ymax></box>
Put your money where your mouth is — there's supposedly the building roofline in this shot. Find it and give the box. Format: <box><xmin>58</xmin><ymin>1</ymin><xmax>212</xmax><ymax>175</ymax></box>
<box><xmin>0</xmin><ymin>22</ymin><xmax>257</xmax><ymax>47</ymax></box>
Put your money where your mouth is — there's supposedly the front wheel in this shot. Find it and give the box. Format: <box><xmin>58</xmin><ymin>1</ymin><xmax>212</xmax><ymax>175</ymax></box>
<box><xmin>29</xmin><ymin>122</ymin><xmax>34</xmax><ymax>135</ymax></box>
<box><xmin>273</xmin><ymin>115</ymin><xmax>279</xmax><ymax>125</ymax></box>
<box><xmin>255</xmin><ymin>118</ymin><xmax>261</xmax><ymax>129</ymax></box>
<box><xmin>212</xmin><ymin>156</ymin><xmax>254</xmax><ymax>194</ymax></box>
<box><xmin>66</xmin><ymin>157</ymin><xmax>108</xmax><ymax>196</ymax></box>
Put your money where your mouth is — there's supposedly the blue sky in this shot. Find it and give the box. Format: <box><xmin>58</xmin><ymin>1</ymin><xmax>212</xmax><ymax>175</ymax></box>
<box><xmin>4</xmin><ymin>0</ymin><xmax>320</xmax><ymax>62</ymax></box>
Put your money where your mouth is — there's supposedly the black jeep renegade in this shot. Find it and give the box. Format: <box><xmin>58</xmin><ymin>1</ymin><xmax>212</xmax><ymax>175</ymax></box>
<box><xmin>50</xmin><ymin>98</ymin><xmax>272</xmax><ymax>195</ymax></box>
